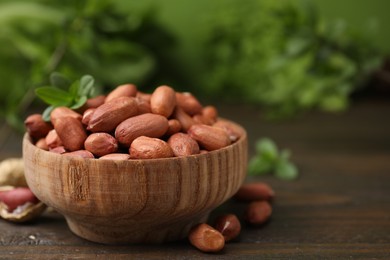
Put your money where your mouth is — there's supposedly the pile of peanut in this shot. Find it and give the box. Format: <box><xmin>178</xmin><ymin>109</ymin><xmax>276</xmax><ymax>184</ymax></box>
<box><xmin>25</xmin><ymin>84</ymin><xmax>243</xmax><ymax>159</ymax></box>
<box><xmin>188</xmin><ymin>182</ymin><xmax>274</xmax><ymax>253</ymax></box>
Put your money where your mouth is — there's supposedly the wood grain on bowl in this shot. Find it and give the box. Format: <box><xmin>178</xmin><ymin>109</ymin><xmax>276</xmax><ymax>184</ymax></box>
<box><xmin>22</xmin><ymin>121</ymin><xmax>247</xmax><ymax>244</ymax></box>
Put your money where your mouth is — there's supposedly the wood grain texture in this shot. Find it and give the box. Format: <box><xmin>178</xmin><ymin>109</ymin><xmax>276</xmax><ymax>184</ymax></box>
<box><xmin>22</xmin><ymin>121</ymin><xmax>248</xmax><ymax>244</ymax></box>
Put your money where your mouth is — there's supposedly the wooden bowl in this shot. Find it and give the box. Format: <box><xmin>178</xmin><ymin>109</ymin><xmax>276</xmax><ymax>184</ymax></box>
<box><xmin>22</xmin><ymin>123</ymin><xmax>247</xmax><ymax>244</ymax></box>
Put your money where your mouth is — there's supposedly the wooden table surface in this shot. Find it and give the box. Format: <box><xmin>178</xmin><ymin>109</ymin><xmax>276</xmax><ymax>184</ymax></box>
<box><xmin>0</xmin><ymin>98</ymin><xmax>389</xmax><ymax>259</ymax></box>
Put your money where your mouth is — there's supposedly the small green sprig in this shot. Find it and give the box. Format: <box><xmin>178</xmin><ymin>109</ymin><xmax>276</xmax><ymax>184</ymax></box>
<box><xmin>35</xmin><ymin>73</ymin><xmax>95</xmax><ymax>121</ymax></box>
<box><xmin>249</xmin><ymin>138</ymin><xmax>298</xmax><ymax>180</ymax></box>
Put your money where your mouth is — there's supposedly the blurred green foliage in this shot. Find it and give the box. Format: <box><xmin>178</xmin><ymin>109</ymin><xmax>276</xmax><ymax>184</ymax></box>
<box><xmin>0</xmin><ymin>0</ymin><xmax>178</xmax><ymax>129</ymax></box>
<box><xmin>200</xmin><ymin>0</ymin><xmax>381</xmax><ymax>117</ymax></box>
<box><xmin>0</xmin><ymin>0</ymin><xmax>384</xmax><ymax>131</ymax></box>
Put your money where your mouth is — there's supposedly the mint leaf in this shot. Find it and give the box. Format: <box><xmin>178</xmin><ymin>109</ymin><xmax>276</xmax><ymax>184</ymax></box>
<box><xmin>50</xmin><ymin>72</ymin><xmax>71</xmax><ymax>90</ymax></box>
<box><xmin>249</xmin><ymin>156</ymin><xmax>273</xmax><ymax>175</ymax></box>
<box><xmin>70</xmin><ymin>96</ymin><xmax>87</xmax><ymax>109</ymax></box>
<box><xmin>68</xmin><ymin>80</ymin><xmax>80</xmax><ymax>99</ymax></box>
<box><xmin>42</xmin><ymin>105</ymin><xmax>55</xmax><ymax>122</ymax></box>
<box><xmin>255</xmin><ymin>138</ymin><xmax>278</xmax><ymax>161</ymax></box>
<box><xmin>79</xmin><ymin>75</ymin><xmax>94</xmax><ymax>97</ymax></box>
<box><xmin>35</xmin><ymin>87</ymin><xmax>73</xmax><ymax>106</ymax></box>
<box><xmin>275</xmin><ymin>159</ymin><xmax>298</xmax><ymax>180</ymax></box>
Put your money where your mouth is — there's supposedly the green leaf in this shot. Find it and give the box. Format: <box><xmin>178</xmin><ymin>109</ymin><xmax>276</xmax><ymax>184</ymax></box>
<box><xmin>248</xmin><ymin>156</ymin><xmax>274</xmax><ymax>175</ymax></box>
<box><xmin>42</xmin><ymin>105</ymin><xmax>55</xmax><ymax>122</ymax></box>
<box><xmin>35</xmin><ymin>87</ymin><xmax>73</xmax><ymax>106</ymax></box>
<box><xmin>68</xmin><ymin>80</ymin><xmax>80</xmax><ymax>99</ymax></box>
<box><xmin>70</xmin><ymin>96</ymin><xmax>87</xmax><ymax>109</ymax></box>
<box><xmin>79</xmin><ymin>75</ymin><xmax>94</xmax><ymax>97</ymax></box>
<box><xmin>275</xmin><ymin>159</ymin><xmax>298</xmax><ymax>180</ymax></box>
<box><xmin>50</xmin><ymin>72</ymin><xmax>71</xmax><ymax>90</ymax></box>
<box><xmin>255</xmin><ymin>138</ymin><xmax>279</xmax><ymax>161</ymax></box>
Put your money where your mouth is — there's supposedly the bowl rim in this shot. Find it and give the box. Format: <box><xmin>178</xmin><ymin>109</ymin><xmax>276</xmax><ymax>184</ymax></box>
<box><xmin>23</xmin><ymin>120</ymin><xmax>247</xmax><ymax>164</ymax></box>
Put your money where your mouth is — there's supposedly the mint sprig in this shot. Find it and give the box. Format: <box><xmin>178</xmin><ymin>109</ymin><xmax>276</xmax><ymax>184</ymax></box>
<box><xmin>249</xmin><ymin>138</ymin><xmax>298</xmax><ymax>180</ymax></box>
<box><xmin>35</xmin><ymin>73</ymin><xmax>95</xmax><ymax>121</ymax></box>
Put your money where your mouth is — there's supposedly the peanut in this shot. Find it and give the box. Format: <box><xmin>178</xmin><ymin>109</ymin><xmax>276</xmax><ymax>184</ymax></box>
<box><xmin>63</xmin><ymin>150</ymin><xmax>95</xmax><ymax>159</ymax></box>
<box><xmin>188</xmin><ymin>124</ymin><xmax>231</xmax><ymax>151</ymax></box>
<box><xmin>202</xmin><ymin>106</ymin><xmax>218</xmax><ymax>123</ymax></box>
<box><xmin>129</xmin><ymin>136</ymin><xmax>174</xmax><ymax>159</ymax></box>
<box><xmin>88</xmin><ymin>96</ymin><xmax>138</xmax><ymax>133</ymax></box>
<box><xmin>244</xmin><ymin>201</ymin><xmax>272</xmax><ymax>226</ymax></box>
<box><xmin>188</xmin><ymin>223</ymin><xmax>225</xmax><ymax>253</ymax></box>
<box><xmin>115</xmin><ymin>113</ymin><xmax>169</xmax><ymax>147</ymax></box>
<box><xmin>35</xmin><ymin>138</ymin><xmax>49</xmax><ymax>151</ymax></box>
<box><xmin>214</xmin><ymin>214</ymin><xmax>241</xmax><ymax>242</ymax></box>
<box><xmin>99</xmin><ymin>153</ymin><xmax>131</xmax><ymax>161</ymax></box>
<box><xmin>45</xmin><ymin>129</ymin><xmax>63</xmax><ymax>149</ymax></box>
<box><xmin>234</xmin><ymin>182</ymin><xmax>275</xmax><ymax>202</ymax></box>
<box><xmin>49</xmin><ymin>146</ymin><xmax>66</xmax><ymax>154</ymax></box>
<box><xmin>193</xmin><ymin>114</ymin><xmax>214</xmax><ymax>126</ymax></box>
<box><xmin>172</xmin><ymin>107</ymin><xmax>194</xmax><ymax>132</ymax></box>
<box><xmin>105</xmin><ymin>84</ymin><xmax>137</xmax><ymax>102</ymax></box>
<box><xmin>84</xmin><ymin>133</ymin><xmax>118</xmax><ymax>157</ymax></box>
<box><xmin>0</xmin><ymin>187</ymin><xmax>39</xmax><ymax>212</ymax></box>
<box><xmin>150</xmin><ymin>85</ymin><xmax>176</xmax><ymax>118</ymax></box>
<box><xmin>81</xmin><ymin>108</ymin><xmax>95</xmax><ymax>125</ymax></box>
<box><xmin>136</xmin><ymin>91</ymin><xmax>152</xmax><ymax>102</ymax></box>
<box><xmin>165</xmin><ymin>119</ymin><xmax>182</xmax><ymax>136</ymax></box>
<box><xmin>77</xmin><ymin>95</ymin><xmax>106</xmax><ymax>113</ymax></box>
<box><xmin>176</xmin><ymin>92</ymin><xmax>203</xmax><ymax>115</ymax></box>
<box><xmin>54</xmin><ymin>117</ymin><xmax>87</xmax><ymax>151</ymax></box>
<box><xmin>50</xmin><ymin>107</ymin><xmax>82</xmax><ymax>124</ymax></box>
<box><xmin>24</xmin><ymin>114</ymin><xmax>53</xmax><ymax>140</ymax></box>
<box><xmin>167</xmin><ymin>133</ymin><xmax>199</xmax><ymax>157</ymax></box>
<box><xmin>135</xmin><ymin>97</ymin><xmax>152</xmax><ymax>115</ymax></box>
<box><xmin>213</xmin><ymin>120</ymin><xmax>244</xmax><ymax>142</ymax></box>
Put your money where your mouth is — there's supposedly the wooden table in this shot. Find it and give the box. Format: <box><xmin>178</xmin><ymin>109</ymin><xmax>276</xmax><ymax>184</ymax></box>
<box><xmin>1</xmin><ymin>98</ymin><xmax>389</xmax><ymax>259</ymax></box>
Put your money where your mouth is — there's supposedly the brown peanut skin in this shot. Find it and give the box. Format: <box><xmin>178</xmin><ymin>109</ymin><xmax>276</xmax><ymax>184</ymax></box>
<box><xmin>188</xmin><ymin>124</ymin><xmax>231</xmax><ymax>151</ymax></box>
<box><xmin>84</xmin><ymin>133</ymin><xmax>118</xmax><ymax>157</ymax></box>
<box><xmin>115</xmin><ymin>113</ymin><xmax>169</xmax><ymax>147</ymax></box>
<box><xmin>213</xmin><ymin>120</ymin><xmax>244</xmax><ymax>142</ymax></box>
<box><xmin>88</xmin><ymin>96</ymin><xmax>138</xmax><ymax>133</ymax></box>
<box><xmin>165</xmin><ymin>119</ymin><xmax>182</xmax><ymax>136</ymax></box>
<box><xmin>99</xmin><ymin>153</ymin><xmax>131</xmax><ymax>160</ymax></box>
<box><xmin>234</xmin><ymin>182</ymin><xmax>275</xmax><ymax>202</ymax></box>
<box><xmin>35</xmin><ymin>138</ymin><xmax>49</xmax><ymax>151</ymax></box>
<box><xmin>167</xmin><ymin>133</ymin><xmax>199</xmax><ymax>157</ymax></box>
<box><xmin>135</xmin><ymin>97</ymin><xmax>152</xmax><ymax>114</ymax></box>
<box><xmin>136</xmin><ymin>91</ymin><xmax>152</xmax><ymax>102</ymax></box>
<box><xmin>214</xmin><ymin>214</ymin><xmax>241</xmax><ymax>242</ymax></box>
<box><xmin>77</xmin><ymin>95</ymin><xmax>106</xmax><ymax>113</ymax></box>
<box><xmin>193</xmin><ymin>114</ymin><xmax>214</xmax><ymax>126</ymax></box>
<box><xmin>45</xmin><ymin>129</ymin><xmax>63</xmax><ymax>149</ymax></box>
<box><xmin>202</xmin><ymin>106</ymin><xmax>218</xmax><ymax>123</ymax></box>
<box><xmin>54</xmin><ymin>117</ymin><xmax>87</xmax><ymax>152</ymax></box>
<box><xmin>172</xmin><ymin>107</ymin><xmax>194</xmax><ymax>132</ymax></box>
<box><xmin>81</xmin><ymin>108</ymin><xmax>95</xmax><ymax>125</ymax></box>
<box><xmin>49</xmin><ymin>146</ymin><xmax>66</xmax><ymax>154</ymax></box>
<box><xmin>129</xmin><ymin>136</ymin><xmax>174</xmax><ymax>159</ymax></box>
<box><xmin>50</xmin><ymin>107</ymin><xmax>82</xmax><ymax>124</ymax></box>
<box><xmin>63</xmin><ymin>150</ymin><xmax>95</xmax><ymax>159</ymax></box>
<box><xmin>105</xmin><ymin>84</ymin><xmax>137</xmax><ymax>102</ymax></box>
<box><xmin>245</xmin><ymin>201</ymin><xmax>272</xmax><ymax>226</ymax></box>
<box><xmin>24</xmin><ymin>114</ymin><xmax>53</xmax><ymax>140</ymax></box>
<box><xmin>150</xmin><ymin>85</ymin><xmax>176</xmax><ymax>118</ymax></box>
<box><xmin>188</xmin><ymin>223</ymin><xmax>225</xmax><ymax>253</ymax></box>
<box><xmin>176</xmin><ymin>92</ymin><xmax>203</xmax><ymax>116</ymax></box>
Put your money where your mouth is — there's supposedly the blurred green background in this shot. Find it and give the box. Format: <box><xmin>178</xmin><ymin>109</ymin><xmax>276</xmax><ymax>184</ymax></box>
<box><xmin>0</xmin><ymin>0</ymin><xmax>389</xmax><ymax>132</ymax></box>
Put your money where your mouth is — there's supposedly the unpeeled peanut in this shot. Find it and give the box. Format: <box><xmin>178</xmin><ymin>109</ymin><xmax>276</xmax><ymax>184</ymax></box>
<box><xmin>244</xmin><ymin>201</ymin><xmax>272</xmax><ymax>226</ymax></box>
<box><xmin>45</xmin><ymin>129</ymin><xmax>63</xmax><ymax>149</ymax></box>
<box><xmin>167</xmin><ymin>133</ymin><xmax>199</xmax><ymax>157</ymax></box>
<box><xmin>172</xmin><ymin>107</ymin><xmax>194</xmax><ymax>132</ymax></box>
<box><xmin>165</xmin><ymin>119</ymin><xmax>182</xmax><ymax>136</ymax></box>
<box><xmin>129</xmin><ymin>136</ymin><xmax>174</xmax><ymax>159</ymax></box>
<box><xmin>188</xmin><ymin>124</ymin><xmax>231</xmax><ymax>151</ymax></box>
<box><xmin>105</xmin><ymin>83</ymin><xmax>137</xmax><ymax>102</ymax></box>
<box><xmin>84</xmin><ymin>133</ymin><xmax>118</xmax><ymax>157</ymax></box>
<box><xmin>213</xmin><ymin>120</ymin><xmax>244</xmax><ymax>142</ymax></box>
<box><xmin>214</xmin><ymin>214</ymin><xmax>241</xmax><ymax>242</ymax></box>
<box><xmin>150</xmin><ymin>85</ymin><xmax>176</xmax><ymax>118</ymax></box>
<box><xmin>24</xmin><ymin>114</ymin><xmax>53</xmax><ymax>140</ymax></box>
<box><xmin>88</xmin><ymin>96</ymin><xmax>138</xmax><ymax>133</ymax></box>
<box><xmin>54</xmin><ymin>117</ymin><xmax>87</xmax><ymax>151</ymax></box>
<box><xmin>176</xmin><ymin>92</ymin><xmax>203</xmax><ymax>116</ymax></box>
<box><xmin>81</xmin><ymin>108</ymin><xmax>95</xmax><ymax>125</ymax></box>
<box><xmin>99</xmin><ymin>153</ymin><xmax>131</xmax><ymax>160</ymax></box>
<box><xmin>188</xmin><ymin>223</ymin><xmax>225</xmax><ymax>253</ymax></box>
<box><xmin>115</xmin><ymin>113</ymin><xmax>169</xmax><ymax>147</ymax></box>
<box><xmin>50</xmin><ymin>107</ymin><xmax>82</xmax><ymax>124</ymax></box>
<box><xmin>35</xmin><ymin>138</ymin><xmax>49</xmax><ymax>151</ymax></box>
<box><xmin>63</xmin><ymin>150</ymin><xmax>95</xmax><ymax>159</ymax></box>
<box><xmin>234</xmin><ymin>182</ymin><xmax>275</xmax><ymax>202</ymax></box>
